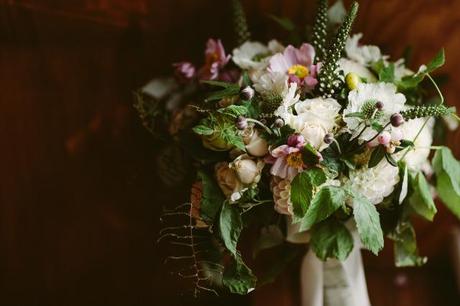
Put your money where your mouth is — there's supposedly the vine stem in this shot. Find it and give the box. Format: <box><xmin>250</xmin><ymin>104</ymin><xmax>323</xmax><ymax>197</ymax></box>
<box><xmin>246</xmin><ymin>118</ymin><xmax>273</xmax><ymax>135</ymax></box>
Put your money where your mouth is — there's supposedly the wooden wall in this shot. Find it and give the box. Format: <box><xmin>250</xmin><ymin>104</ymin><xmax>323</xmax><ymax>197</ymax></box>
<box><xmin>0</xmin><ymin>1</ymin><xmax>459</xmax><ymax>306</ymax></box>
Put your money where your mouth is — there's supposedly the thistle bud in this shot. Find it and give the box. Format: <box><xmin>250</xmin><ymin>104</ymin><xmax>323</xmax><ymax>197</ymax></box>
<box><xmin>390</xmin><ymin>113</ymin><xmax>405</xmax><ymax>127</ymax></box>
<box><xmin>323</xmin><ymin>133</ymin><xmax>334</xmax><ymax>145</ymax></box>
<box><xmin>345</xmin><ymin>72</ymin><xmax>361</xmax><ymax>90</ymax></box>
<box><xmin>236</xmin><ymin>116</ymin><xmax>248</xmax><ymax>130</ymax></box>
<box><xmin>274</xmin><ymin>118</ymin><xmax>285</xmax><ymax>128</ymax></box>
<box><xmin>240</xmin><ymin>86</ymin><xmax>255</xmax><ymax>100</ymax></box>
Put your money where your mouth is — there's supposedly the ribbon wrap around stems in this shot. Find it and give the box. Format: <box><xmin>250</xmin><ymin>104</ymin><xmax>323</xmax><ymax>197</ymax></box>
<box><xmin>287</xmin><ymin>220</ymin><xmax>372</xmax><ymax>306</ymax></box>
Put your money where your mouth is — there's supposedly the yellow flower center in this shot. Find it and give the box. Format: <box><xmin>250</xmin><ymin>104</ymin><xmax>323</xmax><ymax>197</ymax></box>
<box><xmin>286</xmin><ymin>152</ymin><xmax>304</xmax><ymax>169</ymax></box>
<box><xmin>288</xmin><ymin>65</ymin><xmax>309</xmax><ymax>78</ymax></box>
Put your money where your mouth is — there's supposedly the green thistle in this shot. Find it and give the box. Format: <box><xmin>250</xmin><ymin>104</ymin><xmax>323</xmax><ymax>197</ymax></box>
<box><xmin>401</xmin><ymin>105</ymin><xmax>453</xmax><ymax>120</ymax></box>
<box><xmin>232</xmin><ymin>0</ymin><xmax>251</xmax><ymax>45</ymax></box>
<box><xmin>312</xmin><ymin>0</ymin><xmax>329</xmax><ymax>63</ymax></box>
<box><xmin>318</xmin><ymin>2</ymin><xmax>359</xmax><ymax>98</ymax></box>
<box><xmin>260</xmin><ymin>93</ymin><xmax>283</xmax><ymax>116</ymax></box>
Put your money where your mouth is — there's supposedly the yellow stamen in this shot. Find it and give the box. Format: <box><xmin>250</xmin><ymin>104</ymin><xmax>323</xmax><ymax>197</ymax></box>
<box><xmin>286</xmin><ymin>152</ymin><xmax>304</xmax><ymax>169</ymax></box>
<box><xmin>288</xmin><ymin>65</ymin><xmax>309</xmax><ymax>79</ymax></box>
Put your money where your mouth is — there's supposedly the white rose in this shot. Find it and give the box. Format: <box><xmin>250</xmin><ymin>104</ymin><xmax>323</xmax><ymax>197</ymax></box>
<box><xmin>299</xmin><ymin>124</ymin><xmax>328</xmax><ymax>150</ymax></box>
<box><xmin>233</xmin><ymin>159</ymin><xmax>259</xmax><ymax>184</ymax></box>
<box><xmin>244</xmin><ymin>129</ymin><xmax>269</xmax><ymax>157</ymax></box>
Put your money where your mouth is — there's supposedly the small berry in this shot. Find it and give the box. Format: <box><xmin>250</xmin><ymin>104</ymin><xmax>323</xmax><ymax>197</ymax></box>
<box><xmin>390</xmin><ymin>113</ymin><xmax>405</xmax><ymax>127</ymax></box>
<box><xmin>239</xmin><ymin>86</ymin><xmax>255</xmax><ymax>100</ymax></box>
<box><xmin>345</xmin><ymin>72</ymin><xmax>361</xmax><ymax>90</ymax></box>
<box><xmin>274</xmin><ymin>118</ymin><xmax>284</xmax><ymax>128</ymax></box>
<box><xmin>376</xmin><ymin>101</ymin><xmax>384</xmax><ymax>110</ymax></box>
<box><xmin>323</xmin><ymin>133</ymin><xmax>334</xmax><ymax>144</ymax></box>
<box><xmin>236</xmin><ymin>116</ymin><xmax>248</xmax><ymax>130</ymax></box>
<box><xmin>378</xmin><ymin>131</ymin><xmax>391</xmax><ymax>146</ymax></box>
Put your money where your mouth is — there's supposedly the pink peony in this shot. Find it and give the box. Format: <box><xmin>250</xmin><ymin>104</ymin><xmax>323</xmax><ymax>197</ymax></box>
<box><xmin>269</xmin><ymin>43</ymin><xmax>318</xmax><ymax>90</ymax></box>
<box><xmin>199</xmin><ymin>38</ymin><xmax>231</xmax><ymax>80</ymax></box>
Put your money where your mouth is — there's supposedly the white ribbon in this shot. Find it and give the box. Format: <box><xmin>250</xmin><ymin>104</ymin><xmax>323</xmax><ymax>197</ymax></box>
<box><xmin>287</xmin><ymin>220</ymin><xmax>372</xmax><ymax>306</ymax></box>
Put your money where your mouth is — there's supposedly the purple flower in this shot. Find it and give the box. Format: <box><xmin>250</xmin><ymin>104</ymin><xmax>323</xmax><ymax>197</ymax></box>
<box><xmin>266</xmin><ymin>135</ymin><xmax>306</xmax><ymax>181</ymax></box>
<box><xmin>269</xmin><ymin>43</ymin><xmax>318</xmax><ymax>91</ymax></box>
<box><xmin>199</xmin><ymin>39</ymin><xmax>231</xmax><ymax>80</ymax></box>
<box><xmin>173</xmin><ymin>62</ymin><xmax>196</xmax><ymax>83</ymax></box>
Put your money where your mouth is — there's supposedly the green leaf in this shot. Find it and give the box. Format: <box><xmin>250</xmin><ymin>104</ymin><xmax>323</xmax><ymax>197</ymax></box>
<box><xmin>344</xmin><ymin>112</ymin><xmax>365</xmax><ymax>119</ymax></box>
<box><xmin>350</xmin><ymin>191</ymin><xmax>384</xmax><ymax>255</ymax></box>
<box><xmin>368</xmin><ymin>146</ymin><xmax>385</xmax><ymax>168</ymax></box>
<box><xmin>198</xmin><ymin>171</ymin><xmax>225</xmax><ymax>223</ymax></box>
<box><xmin>300</xmin><ymin>186</ymin><xmax>347</xmax><ymax>231</ymax></box>
<box><xmin>398</xmin><ymin>163</ymin><xmax>409</xmax><ymax>204</ymax></box>
<box><xmin>436</xmin><ymin>172</ymin><xmax>460</xmax><ymax>219</ymax></box>
<box><xmin>253</xmin><ymin>225</ymin><xmax>284</xmax><ymax>258</ymax></box>
<box><xmin>310</xmin><ymin>219</ymin><xmax>354</xmax><ymax>261</ymax></box>
<box><xmin>385</xmin><ymin>152</ymin><xmax>398</xmax><ymax>167</ymax></box>
<box><xmin>217</xmin><ymin>104</ymin><xmax>249</xmax><ymax>118</ymax></box>
<box><xmin>219</xmin><ymin>201</ymin><xmax>243</xmax><ymax>255</ymax></box>
<box><xmin>426</xmin><ymin>48</ymin><xmax>445</xmax><ymax>72</ymax></box>
<box><xmin>389</xmin><ymin>222</ymin><xmax>427</xmax><ymax>267</ymax></box>
<box><xmin>433</xmin><ymin>146</ymin><xmax>460</xmax><ymax>194</ymax></box>
<box><xmin>267</xmin><ymin>14</ymin><xmax>295</xmax><ymax>31</ymax></box>
<box><xmin>301</xmin><ymin>143</ymin><xmax>322</xmax><ymax>166</ymax></box>
<box><xmin>398</xmin><ymin>49</ymin><xmax>445</xmax><ymax>90</ymax></box>
<box><xmin>409</xmin><ymin>172</ymin><xmax>437</xmax><ymax>221</ymax></box>
<box><xmin>192</xmin><ymin>124</ymin><xmax>214</xmax><ymax>136</ymax></box>
<box><xmin>290</xmin><ymin>168</ymin><xmax>327</xmax><ymax>219</ymax></box>
<box><xmin>379</xmin><ymin>63</ymin><xmax>395</xmax><ymax>82</ymax></box>
<box><xmin>223</xmin><ymin>255</ymin><xmax>257</xmax><ymax>294</ymax></box>
<box><xmin>257</xmin><ymin>245</ymin><xmax>302</xmax><ymax>286</ymax></box>
<box><xmin>201</xmin><ymin>80</ymin><xmax>238</xmax><ymax>88</ymax></box>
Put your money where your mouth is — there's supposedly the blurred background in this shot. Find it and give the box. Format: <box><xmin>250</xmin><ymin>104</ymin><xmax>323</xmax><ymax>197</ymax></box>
<box><xmin>1</xmin><ymin>0</ymin><xmax>460</xmax><ymax>305</ymax></box>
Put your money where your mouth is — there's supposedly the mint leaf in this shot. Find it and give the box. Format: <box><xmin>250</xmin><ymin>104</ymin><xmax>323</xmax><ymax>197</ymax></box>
<box><xmin>219</xmin><ymin>201</ymin><xmax>243</xmax><ymax>254</ymax></box>
<box><xmin>223</xmin><ymin>255</ymin><xmax>257</xmax><ymax>295</ymax></box>
<box><xmin>192</xmin><ymin>124</ymin><xmax>214</xmax><ymax>136</ymax></box>
<box><xmin>290</xmin><ymin>168</ymin><xmax>327</xmax><ymax>219</ymax></box>
<box><xmin>350</xmin><ymin>191</ymin><xmax>384</xmax><ymax>255</ymax></box>
<box><xmin>300</xmin><ymin>186</ymin><xmax>347</xmax><ymax>231</ymax></box>
<box><xmin>198</xmin><ymin>171</ymin><xmax>225</xmax><ymax>223</ymax></box>
<box><xmin>409</xmin><ymin>172</ymin><xmax>437</xmax><ymax>221</ymax></box>
<box><xmin>389</xmin><ymin>222</ymin><xmax>427</xmax><ymax>267</ymax></box>
<box><xmin>310</xmin><ymin>219</ymin><xmax>354</xmax><ymax>261</ymax></box>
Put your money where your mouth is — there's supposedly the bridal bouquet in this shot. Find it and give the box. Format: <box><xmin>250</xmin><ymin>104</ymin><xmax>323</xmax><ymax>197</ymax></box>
<box><xmin>137</xmin><ymin>0</ymin><xmax>460</xmax><ymax>298</ymax></box>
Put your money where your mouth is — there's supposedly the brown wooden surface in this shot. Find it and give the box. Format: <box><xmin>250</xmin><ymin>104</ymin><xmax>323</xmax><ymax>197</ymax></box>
<box><xmin>1</xmin><ymin>1</ymin><xmax>460</xmax><ymax>306</ymax></box>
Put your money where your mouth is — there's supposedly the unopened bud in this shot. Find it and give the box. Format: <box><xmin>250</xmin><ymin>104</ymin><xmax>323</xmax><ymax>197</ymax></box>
<box><xmin>390</xmin><ymin>113</ymin><xmax>405</xmax><ymax>127</ymax></box>
<box><xmin>274</xmin><ymin>118</ymin><xmax>285</xmax><ymax>128</ymax></box>
<box><xmin>376</xmin><ymin>101</ymin><xmax>384</xmax><ymax>110</ymax></box>
<box><xmin>323</xmin><ymin>133</ymin><xmax>334</xmax><ymax>145</ymax></box>
<box><xmin>345</xmin><ymin>72</ymin><xmax>361</xmax><ymax>90</ymax></box>
<box><xmin>236</xmin><ymin>116</ymin><xmax>248</xmax><ymax>130</ymax></box>
<box><xmin>240</xmin><ymin>86</ymin><xmax>255</xmax><ymax>101</ymax></box>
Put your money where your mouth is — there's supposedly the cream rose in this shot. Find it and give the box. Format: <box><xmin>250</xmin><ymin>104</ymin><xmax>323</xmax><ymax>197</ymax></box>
<box><xmin>244</xmin><ymin>128</ymin><xmax>269</xmax><ymax>157</ymax></box>
<box><xmin>215</xmin><ymin>162</ymin><xmax>241</xmax><ymax>197</ymax></box>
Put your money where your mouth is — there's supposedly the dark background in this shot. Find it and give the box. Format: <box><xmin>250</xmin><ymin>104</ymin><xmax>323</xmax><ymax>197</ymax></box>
<box><xmin>1</xmin><ymin>0</ymin><xmax>460</xmax><ymax>305</ymax></box>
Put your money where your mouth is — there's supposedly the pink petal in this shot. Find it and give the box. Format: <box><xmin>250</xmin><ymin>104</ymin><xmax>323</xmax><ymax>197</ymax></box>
<box><xmin>271</xmin><ymin>145</ymin><xmax>289</xmax><ymax>158</ymax></box>
<box><xmin>298</xmin><ymin>43</ymin><xmax>315</xmax><ymax>67</ymax></box>
<box><xmin>271</xmin><ymin>158</ymin><xmax>288</xmax><ymax>179</ymax></box>
<box><xmin>269</xmin><ymin>53</ymin><xmax>291</xmax><ymax>73</ymax></box>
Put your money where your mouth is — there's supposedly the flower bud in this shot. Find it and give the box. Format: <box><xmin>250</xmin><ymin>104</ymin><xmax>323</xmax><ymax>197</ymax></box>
<box><xmin>234</xmin><ymin>159</ymin><xmax>259</xmax><ymax>185</ymax></box>
<box><xmin>386</xmin><ymin>144</ymin><xmax>396</xmax><ymax>154</ymax></box>
<box><xmin>274</xmin><ymin>118</ymin><xmax>285</xmax><ymax>128</ymax></box>
<box><xmin>345</xmin><ymin>72</ymin><xmax>361</xmax><ymax>90</ymax></box>
<box><xmin>378</xmin><ymin>131</ymin><xmax>391</xmax><ymax>146</ymax></box>
<box><xmin>390</xmin><ymin>113</ymin><xmax>405</xmax><ymax>127</ymax></box>
<box><xmin>376</xmin><ymin>101</ymin><xmax>384</xmax><ymax>110</ymax></box>
<box><xmin>323</xmin><ymin>133</ymin><xmax>334</xmax><ymax>145</ymax></box>
<box><xmin>236</xmin><ymin>116</ymin><xmax>248</xmax><ymax>130</ymax></box>
<box><xmin>240</xmin><ymin>86</ymin><xmax>255</xmax><ymax>101</ymax></box>
<box><xmin>287</xmin><ymin>134</ymin><xmax>306</xmax><ymax>148</ymax></box>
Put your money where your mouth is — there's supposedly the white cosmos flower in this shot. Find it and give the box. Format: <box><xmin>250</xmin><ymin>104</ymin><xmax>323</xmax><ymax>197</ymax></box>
<box><xmin>284</xmin><ymin>97</ymin><xmax>341</xmax><ymax>150</ymax></box>
<box><xmin>232</xmin><ymin>41</ymin><xmax>271</xmax><ymax>70</ymax></box>
<box><xmin>346</xmin><ymin>160</ymin><xmax>400</xmax><ymax>205</ymax></box>
<box><xmin>344</xmin><ymin>83</ymin><xmax>406</xmax><ymax>142</ymax></box>
<box><xmin>395</xmin><ymin>117</ymin><xmax>435</xmax><ymax>172</ymax></box>
<box><xmin>345</xmin><ymin>33</ymin><xmax>383</xmax><ymax>66</ymax></box>
<box><xmin>253</xmin><ymin>71</ymin><xmax>288</xmax><ymax>95</ymax></box>
<box><xmin>274</xmin><ymin>82</ymin><xmax>300</xmax><ymax>119</ymax></box>
<box><xmin>338</xmin><ymin>58</ymin><xmax>377</xmax><ymax>82</ymax></box>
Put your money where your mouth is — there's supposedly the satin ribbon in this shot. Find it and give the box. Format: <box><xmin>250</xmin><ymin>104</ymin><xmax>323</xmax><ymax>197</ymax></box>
<box><xmin>287</xmin><ymin>220</ymin><xmax>372</xmax><ymax>306</ymax></box>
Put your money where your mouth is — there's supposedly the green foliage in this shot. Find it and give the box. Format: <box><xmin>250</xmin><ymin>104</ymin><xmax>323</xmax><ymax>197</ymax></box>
<box><xmin>318</xmin><ymin>2</ymin><xmax>359</xmax><ymax>98</ymax></box>
<box><xmin>198</xmin><ymin>171</ymin><xmax>225</xmax><ymax>223</ymax></box>
<box><xmin>268</xmin><ymin>14</ymin><xmax>296</xmax><ymax>31</ymax></box>
<box><xmin>378</xmin><ymin>62</ymin><xmax>395</xmax><ymax>83</ymax></box>
<box><xmin>368</xmin><ymin>146</ymin><xmax>385</xmax><ymax>168</ymax></box>
<box><xmin>300</xmin><ymin>186</ymin><xmax>348</xmax><ymax>231</ymax></box>
<box><xmin>349</xmin><ymin>190</ymin><xmax>384</xmax><ymax>255</ymax></box>
<box><xmin>409</xmin><ymin>172</ymin><xmax>437</xmax><ymax>221</ymax></box>
<box><xmin>310</xmin><ymin>219</ymin><xmax>354</xmax><ymax>261</ymax></box>
<box><xmin>219</xmin><ymin>201</ymin><xmax>243</xmax><ymax>254</ymax></box>
<box><xmin>223</xmin><ymin>256</ymin><xmax>257</xmax><ymax>294</ymax></box>
<box><xmin>389</xmin><ymin>221</ymin><xmax>427</xmax><ymax>267</ymax></box>
<box><xmin>217</xmin><ymin>105</ymin><xmax>250</xmax><ymax>118</ymax></box>
<box><xmin>432</xmin><ymin>147</ymin><xmax>460</xmax><ymax>219</ymax></box>
<box><xmin>253</xmin><ymin>225</ymin><xmax>284</xmax><ymax>258</ymax></box>
<box><xmin>257</xmin><ymin>245</ymin><xmax>303</xmax><ymax>286</ymax></box>
<box><xmin>290</xmin><ymin>168</ymin><xmax>327</xmax><ymax>219</ymax></box>
<box><xmin>232</xmin><ymin>0</ymin><xmax>251</xmax><ymax>45</ymax></box>
<box><xmin>312</xmin><ymin>0</ymin><xmax>329</xmax><ymax>63</ymax></box>
<box><xmin>398</xmin><ymin>49</ymin><xmax>445</xmax><ymax>90</ymax></box>
<box><xmin>192</xmin><ymin>124</ymin><xmax>214</xmax><ymax>136</ymax></box>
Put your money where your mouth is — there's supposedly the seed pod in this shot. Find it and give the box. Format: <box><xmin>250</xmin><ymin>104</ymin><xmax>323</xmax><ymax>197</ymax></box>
<box><xmin>390</xmin><ymin>113</ymin><xmax>405</xmax><ymax>127</ymax></box>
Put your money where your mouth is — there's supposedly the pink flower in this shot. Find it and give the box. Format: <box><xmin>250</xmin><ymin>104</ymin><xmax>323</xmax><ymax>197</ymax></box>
<box><xmin>199</xmin><ymin>39</ymin><xmax>231</xmax><ymax>80</ymax></box>
<box><xmin>173</xmin><ymin>62</ymin><xmax>196</xmax><ymax>83</ymax></box>
<box><xmin>266</xmin><ymin>135</ymin><xmax>306</xmax><ymax>181</ymax></box>
<box><xmin>269</xmin><ymin>43</ymin><xmax>318</xmax><ymax>91</ymax></box>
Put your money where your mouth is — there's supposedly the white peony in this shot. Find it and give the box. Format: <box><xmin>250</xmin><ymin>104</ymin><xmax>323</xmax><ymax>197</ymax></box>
<box><xmin>346</xmin><ymin>160</ymin><xmax>400</xmax><ymax>205</ymax></box>
<box><xmin>395</xmin><ymin>117</ymin><xmax>435</xmax><ymax>172</ymax></box>
<box><xmin>338</xmin><ymin>58</ymin><xmax>377</xmax><ymax>82</ymax></box>
<box><xmin>345</xmin><ymin>33</ymin><xmax>383</xmax><ymax>66</ymax></box>
<box><xmin>232</xmin><ymin>41</ymin><xmax>271</xmax><ymax>70</ymax></box>
<box><xmin>285</xmin><ymin>98</ymin><xmax>341</xmax><ymax>150</ymax></box>
<box><xmin>344</xmin><ymin>83</ymin><xmax>406</xmax><ymax>142</ymax></box>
